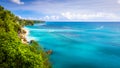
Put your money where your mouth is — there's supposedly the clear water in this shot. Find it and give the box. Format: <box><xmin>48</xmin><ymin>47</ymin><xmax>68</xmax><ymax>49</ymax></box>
<box><xmin>25</xmin><ymin>22</ymin><xmax>120</xmax><ymax>68</ymax></box>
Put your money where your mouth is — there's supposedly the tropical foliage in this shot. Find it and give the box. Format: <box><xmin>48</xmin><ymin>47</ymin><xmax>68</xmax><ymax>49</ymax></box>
<box><xmin>0</xmin><ymin>5</ymin><xmax>51</xmax><ymax>68</ymax></box>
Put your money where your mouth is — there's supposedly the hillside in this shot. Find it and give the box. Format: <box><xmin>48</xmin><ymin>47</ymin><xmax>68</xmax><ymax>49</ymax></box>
<box><xmin>0</xmin><ymin>5</ymin><xmax>51</xmax><ymax>68</ymax></box>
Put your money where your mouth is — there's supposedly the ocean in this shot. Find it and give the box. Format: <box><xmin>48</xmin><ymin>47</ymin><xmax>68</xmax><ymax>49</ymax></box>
<box><xmin>25</xmin><ymin>22</ymin><xmax>120</xmax><ymax>68</ymax></box>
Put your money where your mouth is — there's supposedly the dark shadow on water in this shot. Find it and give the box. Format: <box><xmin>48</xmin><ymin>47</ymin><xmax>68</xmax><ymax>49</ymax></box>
<box><xmin>62</xmin><ymin>63</ymin><xmax>98</xmax><ymax>68</ymax></box>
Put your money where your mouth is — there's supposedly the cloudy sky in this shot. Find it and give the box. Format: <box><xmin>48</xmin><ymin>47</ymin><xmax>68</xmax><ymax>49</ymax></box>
<box><xmin>0</xmin><ymin>0</ymin><xmax>120</xmax><ymax>21</ymax></box>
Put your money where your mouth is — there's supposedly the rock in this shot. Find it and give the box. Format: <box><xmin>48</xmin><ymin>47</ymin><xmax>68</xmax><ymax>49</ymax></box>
<box><xmin>18</xmin><ymin>27</ymin><xmax>29</xmax><ymax>44</ymax></box>
<box><xmin>46</xmin><ymin>50</ymin><xmax>53</xmax><ymax>55</ymax></box>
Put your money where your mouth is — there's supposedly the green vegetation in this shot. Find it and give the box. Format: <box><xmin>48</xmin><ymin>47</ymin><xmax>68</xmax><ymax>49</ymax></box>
<box><xmin>0</xmin><ymin>5</ymin><xmax>51</xmax><ymax>68</ymax></box>
<box><xmin>17</xmin><ymin>18</ymin><xmax>45</xmax><ymax>27</ymax></box>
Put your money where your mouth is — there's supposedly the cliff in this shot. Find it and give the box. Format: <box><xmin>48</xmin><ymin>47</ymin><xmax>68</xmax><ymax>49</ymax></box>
<box><xmin>0</xmin><ymin>5</ymin><xmax>51</xmax><ymax>68</ymax></box>
<box><xmin>18</xmin><ymin>28</ymin><xmax>28</xmax><ymax>44</ymax></box>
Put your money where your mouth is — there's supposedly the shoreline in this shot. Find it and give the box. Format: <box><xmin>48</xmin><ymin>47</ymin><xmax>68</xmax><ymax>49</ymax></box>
<box><xmin>23</xmin><ymin>26</ymin><xmax>53</xmax><ymax>54</ymax></box>
<box><xmin>23</xmin><ymin>27</ymin><xmax>36</xmax><ymax>42</ymax></box>
<box><xmin>18</xmin><ymin>27</ymin><xmax>29</xmax><ymax>44</ymax></box>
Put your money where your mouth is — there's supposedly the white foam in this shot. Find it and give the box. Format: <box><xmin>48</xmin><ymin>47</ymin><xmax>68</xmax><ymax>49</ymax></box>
<box><xmin>96</xmin><ymin>26</ymin><xmax>104</xmax><ymax>30</ymax></box>
<box><xmin>28</xmin><ymin>28</ymin><xmax>84</xmax><ymax>32</ymax></box>
<box><xmin>34</xmin><ymin>23</ymin><xmax>46</xmax><ymax>26</ymax></box>
<box><xmin>23</xmin><ymin>27</ymin><xmax>37</xmax><ymax>41</ymax></box>
<box><xmin>26</xmin><ymin>36</ymin><xmax>37</xmax><ymax>42</ymax></box>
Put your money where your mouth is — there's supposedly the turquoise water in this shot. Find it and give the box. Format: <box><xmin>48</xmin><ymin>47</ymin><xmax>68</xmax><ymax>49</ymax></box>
<box><xmin>25</xmin><ymin>22</ymin><xmax>120</xmax><ymax>68</ymax></box>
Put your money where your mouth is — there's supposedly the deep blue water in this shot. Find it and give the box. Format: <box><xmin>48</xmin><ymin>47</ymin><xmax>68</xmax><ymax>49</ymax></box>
<box><xmin>25</xmin><ymin>22</ymin><xmax>120</xmax><ymax>68</ymax></box>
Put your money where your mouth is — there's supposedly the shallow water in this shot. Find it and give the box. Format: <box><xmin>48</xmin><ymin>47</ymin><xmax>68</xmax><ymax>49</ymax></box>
<box><xmin>25</xmin><ymin>22</ymin><xmax>120</xmax><ymax>68</ymax></box>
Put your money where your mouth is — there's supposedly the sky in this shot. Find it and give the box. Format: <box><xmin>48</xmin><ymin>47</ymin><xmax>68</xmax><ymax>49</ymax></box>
<box><xmin>0</xmin><ymin>0</ymin><xmax>120</xmax><ymax>21</ymax></box>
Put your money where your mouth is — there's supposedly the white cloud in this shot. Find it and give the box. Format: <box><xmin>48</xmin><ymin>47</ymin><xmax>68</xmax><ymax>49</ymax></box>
<box><xmin>62</xmin><ymin>12</ymin><xmax>73</xmax><ymax>19</ymax></box>
<box><xmin>18</xmin><ymin>12</ymin><xmax>120</xmax><ymax>21</ymax></box>
<box><xmin>118</xmin><ymin>0</ymin><xmax>120</xmax><ymax>4</ymax></box>
<box><xmin>11</xmin><ymin>0</ymin><xmax>24</xmax><ymax>5</ymax></box>
<box><xmin>61</xmin><ymin>12</ymin><xmax>119</xmax><ymax>20</ymax></box>
<box><xmin>19</xmin><ymin>15</ymin><xmax>60</xmax><ymax>21</ymax></box>
<box><xmin>43</xmin><ymin>15</ymin><xmax>59</xmax><ymax>20</ymax></box>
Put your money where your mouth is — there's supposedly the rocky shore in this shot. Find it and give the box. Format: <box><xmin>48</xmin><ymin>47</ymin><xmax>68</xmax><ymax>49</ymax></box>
<box><xmin>18</xmin><ymin>27</ymin><xmax>53</xmax><ymax>54</ymax></box>
<box><xmin>18</xmin><ymin>28</ymin><xmax>29</xmax><ymax>44</ymax></box>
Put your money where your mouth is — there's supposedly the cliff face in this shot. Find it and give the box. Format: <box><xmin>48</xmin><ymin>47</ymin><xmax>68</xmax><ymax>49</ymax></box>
<box><xmin>18</xmin><ymin>28</ymin><xmax>28</xmax><ymax>44</ymax></box>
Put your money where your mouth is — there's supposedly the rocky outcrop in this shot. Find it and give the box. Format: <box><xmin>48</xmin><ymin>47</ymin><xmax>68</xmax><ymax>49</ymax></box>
<box><xmin>46</xmin><ymin>50</ymin><xmax>53</xmax><ymax>55</ymax></box>
<box><xmin>18</xmin><ymin>28</ymin><xmax>53</xmax><ymax>55</ymax></box>
<box><xmin>18</xmin><ymin>28</ymin><xmax>28</xmax><ymax>44</ymax></box>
